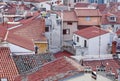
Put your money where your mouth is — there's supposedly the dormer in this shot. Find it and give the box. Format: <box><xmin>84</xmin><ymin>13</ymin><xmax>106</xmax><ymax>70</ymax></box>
<box><xmin>108</xmin><ymin>15</ymin><xmax>116</xmax><ymax>22</ymax></box>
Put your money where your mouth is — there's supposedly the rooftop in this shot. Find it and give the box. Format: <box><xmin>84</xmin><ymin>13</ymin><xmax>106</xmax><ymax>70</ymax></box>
<box><xmin>0</xmin><ymin>47</ymin><xmax>19</xmax><ymax>81</ymax></box>
<box><xmin>14</xmin><ymin>57</ymin><xmax>84</xmax><ymax>81</ymax></box>
<box><xmin>74</xmin><ymin>9</ymin><xmax>101</xmax><ymax>17</ymax></box>
<box><xmin>83</xmin><ymin>59</ymin><xmax>120</xmax><ymax>78</ymax></box>
<box><xmin>6</xmin><ymin>17</ymin><xmax>46</xmax><ymax>51</ymax></box>
<box><xmin>61</xmin><ymin>72</ymin><xmax>113</xmax><ymax>81</ymax></box>
<box><xmin>74</xmin><ymin>26</ymin><xmax>109</xmax><ymax>39</ymax></box>
<box><xmin>63</xmin><ymin>11</ymin><xmax>77</xmax><ymax>22</ymax></box>
<box><xmin>13</xmin><ymin>53</ymin><xmax>55</xmax><ymax>74</ymax></box>
<box><xmin>12</xmin><ymin>0</ymin><xmax>50</xmax><ymax>3</ymax></box>
<box><xmin>54</xmin><ymin>51</ymin><xmax>73</xmax><ymax>58</ymax></box>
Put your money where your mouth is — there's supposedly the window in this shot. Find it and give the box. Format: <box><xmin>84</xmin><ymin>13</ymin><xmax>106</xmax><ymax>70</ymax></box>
<box><xmin>109</xmin><ymin>16</ymin><xmax>116</xmax><ymax>22</ymax></box>
<box><xmin>110</xmin><ymin>17</ymin><xmax>115</xmax><ymax>20</ymax></box>
<box><xmin>77</xmin><ymin>37</ymin><xmax>79</xmax><ymax>42</ymax></box>
<box><xmin>84</xmin><ymin>40</ymin><xmax>87</xmax><ymax>47</ymax></box>
<box><xmin>74</xmin><ymin>0</ymin><xmax>76</xmax><ymax>2</ymax></box>
<box><xmin>86</xmin><ymin>17</ymin><xmax>90</xmax><ymax>21</ymax></box>
<box><xmin>45</xmin><ymin>27</ymin><xmax>49</xmax><ymax>32</ymax></box>
<box><xmin>67</xmin><ymin>22</ymin><xmax>72</xmax><ymax>25</ymax></box>
<box><xmin>95</xmin><ymin>0</ymin><xmax>98</xmax><ymax>3</ymax></box>
<box><xmin>63</xmin><ymin>29</ymin><xmax>70</xmax><ymax>34</ymax></box>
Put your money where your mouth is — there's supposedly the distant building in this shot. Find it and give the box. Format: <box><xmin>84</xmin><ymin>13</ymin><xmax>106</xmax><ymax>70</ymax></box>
<box><xmin>74</xmin><ymin>9</ymin><xmax>102</xmax><ymax>29</ymax></box>
<box><xmin>45</xmin><ymin>12</ymin><xmax>61</xmax><ymax>53</ymax></box>
<box><xmin>89</xmin><ymin>0</ymin><xmax>104</xmax><ymax>4</ymax></box>
<box><xmin>62</xmin><ymin>11</ymin><xmax>78</xmax><ymax>44</ymax></box>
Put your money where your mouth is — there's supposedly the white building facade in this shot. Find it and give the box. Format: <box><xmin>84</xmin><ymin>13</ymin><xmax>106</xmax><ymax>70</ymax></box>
<box><xmin>73</xmin><ymin>27</ymin><xmax>110</xmax><ymax>55</ymax></box>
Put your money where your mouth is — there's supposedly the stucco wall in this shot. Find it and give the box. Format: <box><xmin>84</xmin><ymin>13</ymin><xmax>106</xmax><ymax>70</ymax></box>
<box><xmin>63</xmin><ymin>22</ymin><xmax>78</xmax><ymax>41</ymax></box>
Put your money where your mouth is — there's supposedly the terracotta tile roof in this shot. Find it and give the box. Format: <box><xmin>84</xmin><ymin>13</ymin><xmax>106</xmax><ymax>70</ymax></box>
<box><xmin>54</xmin><ymin>51</ymin><xmax>73</xmax><ymax>58</ymax></box>
<box><xmin>0</xmin><ymin>25</ymin><xmax>7</xmax><ymax>41</ymax></box>
<box><xmin>14</xmin><ymin>57</ymin><xmax>84</xmax><ymax>81</ymax></box>
<box><xmin>6</xmin><ymin>17</ymin><xmax>46</xmax><ymax>51</ymax></box>
<box><xmin>83</xmin><ymin>59</ymin><xmax>120</xmax><ymax>78</ymax></box>
<box><xmin>5</xmin><ymin>3</ymin><xmax>31</xmax><ymax>15</ymax></box>
<box><xmin>13</xmin><ymin>53</ymin><xmax>55</xmax><ymax>74</ymax></box>
<box><xmin>74</xmin><ymin>9</ymin><xmax>102</xmax><ymax>17</ymax></box>
<box><xmin>0</xmin><ymin>47</ymin><xmax>19</xmax><ymax>81</ymax></box>
<box><xmin>97</xmin><ymin>4</ymin><xmax>107</xmax><ymax>13</ymax></box>
<box><xmin>74</xmin><ymin>26</ymin><xmax>109</xmax><ymax>39</ymax></box>
<box><xmin>12</xmin><ymin>0</ymin><xmax>50</xmax><ymax>3</ymax></box>
<box><xmin>74</xmin><ymin>3</ymin><xmax>106</xmax><ymax>13</ymax></box>
<box><xmin>102</xmin><ymin>11</ymin><xmax>120</xmax><ymax>25</ymax></box>
<box><xmin>48</xmin><ymin>10</ymin><xmax>77</xmax><ymax>22</ymax></box>
<box><xmin>75</xmin><ymin>3</ymin><xmax>89</xmax><ymax>7</ymax></box>
<box><xmin>63</xmin><ymin>11</ymin><xmax>78</xmax><ymax>22</ymax></box>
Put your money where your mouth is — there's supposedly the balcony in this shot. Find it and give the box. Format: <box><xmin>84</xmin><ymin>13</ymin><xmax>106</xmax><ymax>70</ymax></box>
<box><xmin>63</xmin><ymin>41</ymin><xmax>88</xmax><ymax>55</ymax></box>
<box><xmin>75</xmin><ymin>46</ymin><xmax>88</xmax><ymax>56</ymax></box>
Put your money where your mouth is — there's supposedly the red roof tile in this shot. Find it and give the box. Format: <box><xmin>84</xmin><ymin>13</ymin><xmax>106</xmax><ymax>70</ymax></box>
<box><xmin>102</xmin><ymin>11</ymin><xmax>120</xmax><ymax>25</ymax></box>
<box><xmin>0</xmin><ymin>47</ymin><xmax>19</xmax><ymax>81</ymax></box>
<box><xmin>97</xmin><ymin>4</ymin><xmax>107</xmax><ymax>13</ymax></box>
<box><xmin>74</xmin><ymin>26</ymin><xmax>109</xmax><ymax>39</ymax></box>
<box><xmin>12</xmin><ymin>0</ymin><xmax>50</xmax><ymax>3</ymax></box>
<box><xmin>54</xmin><ymin>51</ymin><xmax>73</xmax><ymax>58</ymax></box>
<box><xmin>63</xmin><ymin>11</ymin><xmax>78</xmax><ymax>22</ymax></box>
<box><xmin>0</xmin><ymin>25</ymin><xmax>7</xmax><ymax>41</ymax></box>
<box><xmin>74</xmin><ymin>9</ymin><xmax>102</xmax><ymax>17</ymax></box>
<box><xmin>15</xmin><ymin>57</ymin><xmax>84</xmax><ymax>81</ymax></box>
<box><xmin>6</xmin><ymin>17</ymin><xmax>46</xmax><ymax>51</ymax></box>
<box><xmin>75</xmin><ymin>3</ymin><xmax>89</xmax><ymax>7</ymax></box>
<box><xmin>84</xmin><ymin>59</ymin><xmax>120</xmax><ymax>78</ymax></box>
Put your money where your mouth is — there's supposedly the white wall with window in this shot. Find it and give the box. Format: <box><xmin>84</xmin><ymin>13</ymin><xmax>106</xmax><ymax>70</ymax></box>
<box><xmin>73</xmin><ymin>34</ymin><xmax>88</xmax><ymax>47</ymax></box>
<box><xmin>73</xmin><ymin>33</ymin><xmax>110</xmax><ymax>55</ymax></box>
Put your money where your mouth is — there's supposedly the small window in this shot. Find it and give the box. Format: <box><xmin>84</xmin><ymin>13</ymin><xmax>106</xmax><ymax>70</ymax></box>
<box><xmin>74</xmin><ymin>0</ymin><xmax>76</xmax><ymax>2</ymax></box>
<box><xmin>110</xmin><ymin>17</ymin><xmax>115</xmax><ymax>20</ymax></box>
<box><xmin>109</xmin><ymin>16</ymin><xmax>116</xmax><ymax>22</ymax></box>
<box><xmin>67</xmin><ymin>22</ymin><xmax>72</xmax><ymax>25</ymax></box>
<box><xmin>77</xmin><ymin>37</ymin><xmax>79</xmax><ymax>42</ymax></box>
<box><xmin>45</xmin><ymin>27</ymin><xmax>49</xmax><ymax>32</ymax></box>
<box><xmin>86</xmin><ymin>17</ymin><xmax>90</xmax><ymax>21</ymax></box>
<box><xmin>84</xmin><ymin>40</ymin><xmax>87</xmax><ymax>47</ymax></box>
<box><xmin>63</xmin><ymin>29</ymin><xmax>70</xmax><ymax>34</ymax></box>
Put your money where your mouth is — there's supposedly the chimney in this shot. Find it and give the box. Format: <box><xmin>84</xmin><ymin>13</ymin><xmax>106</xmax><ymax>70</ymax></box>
<box><xmin>112</xmin><ymin>41</ymin><xmax>117</xmax><ymax>55</ymax></box>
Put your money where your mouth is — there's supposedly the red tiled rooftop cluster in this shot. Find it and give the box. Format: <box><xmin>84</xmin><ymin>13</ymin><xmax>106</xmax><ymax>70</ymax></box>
<box><xmin>6</xmin><ymin>16</ymin><xmax>46</xmax><ymax>51</ymax></box>
<box><xmin>12</xmin><ymin>0</ymin><xmax>50</xmax><ymax>2</ymax></box>
<box><xmin>84</xmin><ymin>59</ymin><xmax>120</xmax><ymax>78</ymax></box>
<box><xmin>0</xmin><ymin>47</ymin><xmax>19</xmax><ymax>81</ymax></box>
<box><xmin>15</xmin><ymin>57</ymin><xmax>83</xmax><ymax>81</ymax></box>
